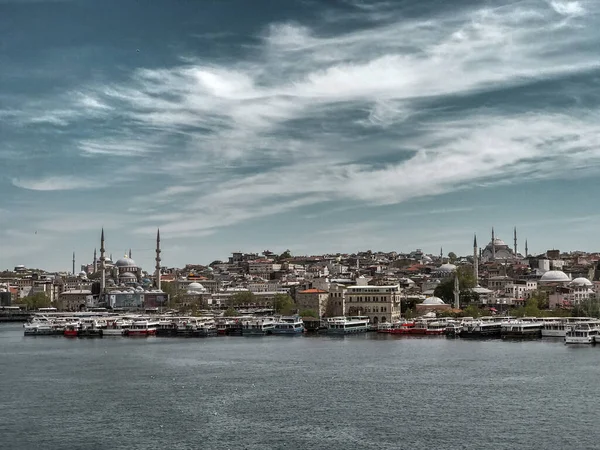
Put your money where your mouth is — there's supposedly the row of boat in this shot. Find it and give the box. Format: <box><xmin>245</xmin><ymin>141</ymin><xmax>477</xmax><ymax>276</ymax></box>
<box><xmin>375</xmin><ymin>316</ymin><xmax>600</xmax><ymax>344</ymax></box>
<box><xmin>23</xmin><ymin>314</ymin><xmax>373</xmax><ymax>337</ymax></box>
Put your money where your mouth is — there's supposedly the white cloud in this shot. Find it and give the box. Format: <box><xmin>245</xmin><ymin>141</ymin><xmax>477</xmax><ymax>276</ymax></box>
<box><xmin>12</xmin><ymin>176</ymin><xmax>98</xmax><ymax>191</ymax></box>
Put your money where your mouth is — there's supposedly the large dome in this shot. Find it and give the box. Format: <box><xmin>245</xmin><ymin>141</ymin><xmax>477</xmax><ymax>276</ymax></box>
<box><xmin>540</xmin><ymin>270</ymin><xmax>570</xmax><ymax>283</ymax></box>
<box><xmin>120</xmin><ymin>272</ymin><xmax>137</xmax><ymax>279</ymax></box>
<box><xmin>571</xmin><ymin>277</ymin><xmax>593</xmax><ymax>287</ymax></box>
<box><xmin>422</xmin><ymin>296</ymin><xmax>446</xmax><ymax>305</ymax></box>
<box><xmin>115</xmin><ymin>256</ymin><xmax>137</xmax><ymax>267</ymax></box>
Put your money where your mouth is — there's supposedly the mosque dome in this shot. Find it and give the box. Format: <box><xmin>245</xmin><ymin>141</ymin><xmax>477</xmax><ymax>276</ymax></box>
<box><xmin>187</xmin><ymin>282</ymin><xmax>206</xmax><ymax>292</ymax></box>
<box><xmin>78</xmin><ymin>271</ymin><xmax>87</xmax><ymax>278</ymax></box>
<box><xmin>540</xmin><ymin>270</ymin><xmax>570</xmax><ymax>283</ymax></box>
<box><xmin>422</xmin><ymin>296</ymin><xmax>446</xmax><ymax>305</ymax></box>
<box><xmin>120</xmin><ymin>272</ymin><xmax>137</xmax><ymax>279</ymax></box>
<box><xmin>116</xmin><ymin>256</ymin><xmax>137</xmax><ymax>267</ymax></box>
<box><xmin>492</xmin><ymin>238</ymin><xmax>507</xmax><ymax>247</ymax></box>
<box><xmin>437</xmin><ymin>263</ymin><xmax>457</xmax><ymax>272</ymax></box>
<box><xmin>571</xmin><ymin>277</ymin><xmax>593</xmax><ymax>287</ymax></box>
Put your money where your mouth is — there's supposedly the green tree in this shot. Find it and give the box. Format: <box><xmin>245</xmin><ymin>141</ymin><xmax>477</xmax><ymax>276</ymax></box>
<box><xmin>299</xmin><ymin>308</ymin><xmax>318</xmax><ymax>318</ymax></box>
<box><xmin>403</xmin><ymin>308</ymin><xmax>415</xmax><ymax>319</ymax></box>
<box><xmin>461</xmin><ymin>304</ymin><xmax>481</xmax><ymax>318</ymax></box>
<box><xmin>447</xmin><ymin>252</ymin><xmax>458</xmax><ymax>263</ymax></box>
<box><xmin>223</xmin><ymin>307</ymin><xmax>238</xmax><ymax>317</ymax></box>
<box><xmin>273</xmin><ymin>293</ymin><xmax>296</xmax><ymax>314</ymax></box>
<box><xmin>279</xmin><ymin>249</ymin><xmax>292</xmax><ymax>261</ymax></box>
<box><xmin>161</xmin><ymin>282</ymin><xmax>186</xmax><ymax>309</ymax></box>
<box><xmin>433</xmin><ymin>266</ymin><xmax>478</xmax><ymax>305</ymax></box>
<box><xmin>523</xmin><ymin>297</ymin><xmax>541</xmax><ymax>317</ymax></box>
<box><xmin>572</xmin><ymin>298</ymin><xmax>600</xmax><ymax>318</ymax></box>
<box><xmin>528</xmin><ymin>290</ymin><xmax>549</xmax><ymax>310</ymax></box>
<box><xmin>230</xmin><ymin>291</ymin><xmax>255</xmax><ymax>306</ymax></box>
<box><xmin>25</xmin><ymin>292</ymin><xmax>51</xmax><ymax>310</ymax></box>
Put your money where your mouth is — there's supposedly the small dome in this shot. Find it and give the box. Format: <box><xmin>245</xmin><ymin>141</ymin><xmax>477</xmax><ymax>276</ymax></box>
<box><xmin>422</xmin><ymin>296</ymin><xmax>446</xmax><ymax>305</ymax></box>
<box><xmin>492</xmin><ymin>238</ymin><xmax>506</xmax><ymax>246</ymax></box>
<box><xmin>540</xmin><ymin>270</ymin><xmax>570</xmax><ymax>282</ymax></box>
<box><xmin>437</xmin><ymin>263</ymin><xmax>457</xmax><ymax>272</ymax></box>
<box><xmin>571</xmin><ymin>277</ymin><xmax>593</xmax><ymax>287</ymax></box>
<box><xmin>115</xmin><ymin>256</ymin><xmax>137</xmax><ymax>267</ymax></box>
<box><xmin>78</xmin><ymin>271</ymin><xmax>87</xmax><ymax>277</ymax></box>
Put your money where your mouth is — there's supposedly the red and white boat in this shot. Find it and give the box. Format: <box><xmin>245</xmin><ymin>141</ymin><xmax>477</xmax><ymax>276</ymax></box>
<box><xmin>64</xmin><ymin>323</ymin><xmax>79</xmax><ymax>337</ymax></box>
<box><xmin>124</xmin><ymin>320</ymin><xmax>157</xmax><ymax>336</ymax></box>
<box><xmin>409</xmin><ymin>318</ymin><xmax>446</xmax><ymax>335</ymax></box>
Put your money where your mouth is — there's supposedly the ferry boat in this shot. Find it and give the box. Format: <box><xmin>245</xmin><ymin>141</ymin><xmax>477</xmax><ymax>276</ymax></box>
<box><xmin>23</xmin><ymin>317</ymin><xmax>64</xmax><ymax>336</ymax></box>
<box><xmin>327</xmin><ymin>316</ymin><xmax>369</xmax><ymax>335</ymax></box>
<box><xmin>565</xmin><ymin>322</ymin><xmax>600</xmax><ymax>345</ymax></box>
<box><xmin>124</xmin><ymin>320</ymin><xmax>157</xmax><ymax>336</ymax></box>
<box><xmin>410</xmin><ymin>318</ymin><xmax>446</xmax><ymax>335</ymax></box>
<box><xmin>216</xmin><ymin>317</ymin><xmax>244</xmax><ymax>336</ymax></box>
<box><xmin>460</xmin><ymin>317</ymin><xmax>502</xmax><ymax>339</ymax></box>
<box><xmin>64</xmin><ymin>322</ymin><xmax>80</xmax><ymax>337</ymax></box>
<box><xmin>444</xmin><ymin>322</ymin><xmax>462</xmax><ymax>338</ymax></box>
<box><xmin>242</xmin><ymin>317</ymin><xmax>276</xmax><ymax>336</ymax></box>
<box><xmin>272</xmin><ymin>315</ymin><xmax>305</xmax><ymax>335</ymax></box>
<box><xmin>103</xmin><ymin>319</ymin><xmax>133</xmax><ymax>336</ymax></box>
<box><xmin>500</xmin><ymin>318</ymin><xmax>543</xmax><ymax>339</ymax></box>
<box><xmin>542</xmin><ymin>317</ymin><xmax>594</xmax><ymax>338</ymax></box>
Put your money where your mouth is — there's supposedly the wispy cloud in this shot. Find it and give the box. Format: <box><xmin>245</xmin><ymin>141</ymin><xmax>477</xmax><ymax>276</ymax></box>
<box><xmin>3</xmin><ymin>0</ymin><xmax>600</xmax><ymax>266</ymax></box>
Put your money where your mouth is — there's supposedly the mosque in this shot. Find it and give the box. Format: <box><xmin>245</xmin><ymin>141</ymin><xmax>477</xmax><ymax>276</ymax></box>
<box><xmin>480</xmin><ymin>227</ymin><xmax>526</xmax><ymax>262</ymax></box>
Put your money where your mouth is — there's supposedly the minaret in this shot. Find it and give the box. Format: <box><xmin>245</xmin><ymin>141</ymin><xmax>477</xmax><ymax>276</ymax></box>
<box><xmin>453</xmin><ymin>273</ymin><xmax>460</xmax><ymax>310</ymax></box>
<box><xmin>72</xmin><ymin>252</ymin><xmax>75</xmax><ymax>275</ymax></box>
<box><xmin>93</xmin><ymin>248</ymin><xmax>97</xmax><ymax>273</ymax></box>
<box><xmin>100</xmin><ymin>228</ymin><xmax>106</xmax><ymax>293</ymax></box>
<box><xmin>491</xmin><ymin>227</ymin><xmax>496</xmax><ymax>260</ymax></box>
<box><xmin>525</xmin><ymin>240</ymin><xmax>529</xmax><ymax>258</ymax></box>
<box><xmin>440</xmin><ymin>247</ymin><xmax>443</xmax><ymax>260</ymax></box>
<box><xmin>155</xmin><ymin>229</ymin><xmax>162</xmax><ymax>290</ymax></box>
<box><xmin>473</xmin><ymin>234</ymin><xmax>479</xmax><ymax>286</ymax></box>
<box><xmin>514</xmin><ymin>227</ymin><xmax>518</xmax><ymax>256</ymax></box>
<box><xmin>128</xmin><ymin>248</ymin><xmax>132</xmax><ymax>259</ymax></box>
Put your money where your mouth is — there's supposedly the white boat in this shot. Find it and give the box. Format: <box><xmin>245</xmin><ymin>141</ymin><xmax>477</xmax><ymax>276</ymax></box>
<box><xmin>565</xmin><ymin>321</ymin><xmax>600</xmax><ymax>345</ymax></box>
<box><xmin>326</xmin><ymin>316</ymin><xmax>369</xmax><ymax>335</ymax></box>
<box><xmin>501</xmin><ymin>318</ymin><xmax>544</xmax><ymax>339</ymax></box>
<box><xmin>242</xmin><ymin>317</ymin><xmax>276</xmax><ymax>336</ymax></box>
<box><xmin>103</xmin><ymin>319</ymin><xmax>133</xmax><ymax>336</ymax></box>
<box><xmin>272</xmin><ymin>315</ymin><xmax>304</xmax><ymax>335</ymax></box>
<box><xmin>125</xmin><ymin>320</ymin><xmax>157</xmax><ymax>336</ymax></box>
<box><xmin>542</xmin><ymin>317</ymin><xmax>595</xmax><ymax>338</ymax></box>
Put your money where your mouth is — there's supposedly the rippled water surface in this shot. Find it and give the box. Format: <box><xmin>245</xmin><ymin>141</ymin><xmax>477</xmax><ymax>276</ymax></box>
<box><xmin>1</xmin><ymin>323</ymin><xmax>599</xmax><ymax>450</ymax></box>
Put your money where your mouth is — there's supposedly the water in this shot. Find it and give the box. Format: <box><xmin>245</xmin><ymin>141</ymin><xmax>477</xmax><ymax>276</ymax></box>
<box><xmin>1</xmin><ymin>323</ymin><xmax>599</xmax><ymax>450</ymax></box>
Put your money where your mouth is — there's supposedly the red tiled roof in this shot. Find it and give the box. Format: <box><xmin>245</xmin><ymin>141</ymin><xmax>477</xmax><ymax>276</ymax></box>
<box><xmin>298</xmin><ymin>288</ymin><xmax>328</xmax><ymax>294</ymax></box>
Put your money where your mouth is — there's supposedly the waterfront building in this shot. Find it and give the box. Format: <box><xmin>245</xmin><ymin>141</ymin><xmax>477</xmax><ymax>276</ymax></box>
<box><xmin>344</xmin><ymin>284</ymin><xmax>401</xmax><ymax>325</ymax></box>
<box><xmin>296</xmin><ymin>288</ymin><xmax>329</xmax><ymax>317</ymax></box>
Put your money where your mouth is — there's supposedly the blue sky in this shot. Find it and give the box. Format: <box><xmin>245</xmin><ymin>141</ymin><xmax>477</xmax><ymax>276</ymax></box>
<box><xmin>1</xmin><ymin>0</ymin><xmax>599</xmax><ymax>272</ymax></box>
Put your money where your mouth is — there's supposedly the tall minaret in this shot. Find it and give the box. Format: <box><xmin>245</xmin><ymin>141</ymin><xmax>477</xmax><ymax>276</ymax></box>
<box><xmin>453</xmin><ymin>273</ymin><xmax>460</xmax><ymax>310</ymax></box>
<box><xmin>155</xmin><ymin>229</ymin><xmax>162</xmax><ymax>290</ymax></box>
<box><xmin>72</xmin><ymin>252</ymin><xmax>75</xmax><ymax>275</ymax></box>
<box><xmin>440</xmin><ymin>247</ymin><xmax>443</xmax><ymax>260</ymax></box>
<box><xmin>93</xmin><ymin>248</ymin><xmax>97</xmax><ymax>273</ymax></box>
<box><xmin>514</xmin><ymin>227</ymin><xmax>518</xmax><ymax>256</ymax></box>
<box><xmin>128</xmin><ymin>248</ymin><xmax>132</xmax><ymax>259</ymax></box>
<box><xmin>491</xmin><ymin>227</ymin><xmax>496</xmax><ymax>260</ymax></box>
<box><xmin>525</xmin><ymin>239</ymin><xmax>529</xmax><ymax>258</ymax></box>
<box><xmin>100</xmin><ymin>228</ymin><xmax>106</xmax><ymax>293</ymax></box>
<box><xmin>473</xmin><ymin>234</ymin><xmax>479</xmax><ymax>286</ymax></box>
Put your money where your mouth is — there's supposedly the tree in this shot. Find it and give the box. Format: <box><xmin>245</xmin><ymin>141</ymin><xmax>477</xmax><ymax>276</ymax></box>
<box><xmin>448</xmin><ymin>252</ymin><xmax>457</xmax><ymax>263</ymax></box>
<box><xmin>273</xmin><ymin>293</ymin><xmax>296</xmax><ymax>315</ymax></box>
<box><xmin>279</xmin><ymin>249</ymin><xmax>292</xmax><ymax>261</ymax></box>
<box><xmin>24</xmin><ymin>292</ymin><xmax>51</xmax><ymax>310</ymax></box>
<box><xmin>403</xmin><ymin>308</ymin><xmax>416</xmax><ymax>319</ymax></box>
<box><xmin>224</xmin><ymin>307</ymin><xmax>238</xmax><ymax>317</ymax></box>
<box><xmin>433</xmin><ymin>266</ymin><xmax>478</xmax><ymax>305</ymax></box>
<box><xmin>299</xmin><ymin>308</ymin><xmax>318</xmax><ymax>318</ymax></box>
<box><xmin>461</xmin><ymin>304</ymin><xmax>481</xmax><ymax>318</ymax></box>
<box><xmin>161</xmin><ymin>282</ymin><xmax>186</xmax><ymax>309</ymax></box>
<box><xmin>230</xmin><ymin>291</ymin><xmax>255</xmax><ymax>306</ymax></box>
<box><xmin>528</xmin><ymin>290</ymin><xmax>549</xmax><ymax>310</ymax></box>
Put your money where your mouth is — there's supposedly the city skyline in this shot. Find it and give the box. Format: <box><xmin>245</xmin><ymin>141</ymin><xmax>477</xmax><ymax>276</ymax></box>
<box><xmin>2</xmin><ymin>0</ymin><xmax>600</xmax><ymax>271</ymax></box>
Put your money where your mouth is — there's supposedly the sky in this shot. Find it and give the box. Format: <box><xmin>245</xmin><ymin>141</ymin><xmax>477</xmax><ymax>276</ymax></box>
<box><xmin>1</xmin><ymin>0</ymin><xmax>600</xmax><ymax>272</ymax></box>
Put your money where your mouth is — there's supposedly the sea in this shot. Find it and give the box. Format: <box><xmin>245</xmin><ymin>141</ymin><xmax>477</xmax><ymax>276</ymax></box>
<box><xmin>1</xmin><ymin>323</ymin><xmax>599</xmax><ymax>450</ymax></box>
